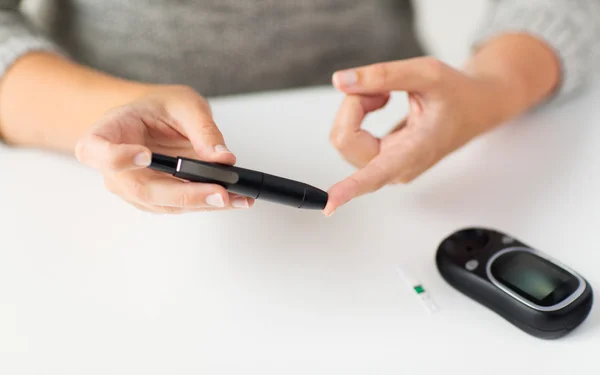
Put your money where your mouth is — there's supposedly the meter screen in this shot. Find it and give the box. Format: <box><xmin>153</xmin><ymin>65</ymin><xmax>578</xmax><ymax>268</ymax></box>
<box><xmin>490</xmin><ymin>250</ymin><xmax>579</xmax><ymax>307</ymax></box>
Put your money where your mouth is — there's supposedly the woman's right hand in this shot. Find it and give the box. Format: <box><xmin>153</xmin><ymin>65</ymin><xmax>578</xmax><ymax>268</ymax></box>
<box><xmin>75</xmin><ymin>85</ymin><xmax>254</xmax><ymax>214</ymax></box>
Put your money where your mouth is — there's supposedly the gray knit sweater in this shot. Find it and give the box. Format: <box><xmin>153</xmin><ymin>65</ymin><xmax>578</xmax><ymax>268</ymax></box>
<box><xmin>1</xmin><ymin>1</ymin><xmax>599</xmax><ymax>99</ymax></box>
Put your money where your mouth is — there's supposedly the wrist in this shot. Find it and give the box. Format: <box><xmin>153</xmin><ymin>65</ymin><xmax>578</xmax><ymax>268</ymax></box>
<box><xmin>463</xmin><ymin>34</ymin><xmax>561</xmax><ymax>129</ymax></box>
<box><xmin>0</xmin><ymin>52</ymin><xmax>158</xmax><ymax>151</ymax></box>
<box><xmin>467</xmin><ymin>71</ymin><xmax>528</xmax><ymax>133</ymax></box>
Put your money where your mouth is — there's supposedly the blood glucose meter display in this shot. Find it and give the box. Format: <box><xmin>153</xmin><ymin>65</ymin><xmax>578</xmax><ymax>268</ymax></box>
<box><xmin>491</xmin><ymin>250</ymin><xmax>579</xmax><ymax>307</ymax></box>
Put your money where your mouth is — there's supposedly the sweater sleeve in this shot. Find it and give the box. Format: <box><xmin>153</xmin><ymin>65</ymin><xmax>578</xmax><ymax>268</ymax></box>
<box><xmin>0</xmin><ymin>1</ymin><xmax>62</xmax><ymax>81</ymax></box>
<box><xmin>474</xmin><ymin>0</ymin><xmax>600</xmax><ymax>101</ymax></box>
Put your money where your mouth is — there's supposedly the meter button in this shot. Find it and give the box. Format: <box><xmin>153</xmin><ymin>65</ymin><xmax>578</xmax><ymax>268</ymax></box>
<box><xmin>501</xmin><ymin>236</ymin><xmax>515</xmax><ymax>245</ymax></box>
<box><xmin>465</xmin><ymin>259</ymin><xmax>479</xmax><ymax>271</ymax></box>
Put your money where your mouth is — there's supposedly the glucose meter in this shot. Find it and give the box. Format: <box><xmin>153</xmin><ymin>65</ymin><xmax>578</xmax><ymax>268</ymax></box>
<box><xmin>436</xmin><ymin>227</ymin><xmax>593</xmax><ymax>339</ymax></box>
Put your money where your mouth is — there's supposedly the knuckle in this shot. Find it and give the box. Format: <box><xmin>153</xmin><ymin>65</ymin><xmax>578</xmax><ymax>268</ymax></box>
<box><xmin>169</xmin><ymin>85</ymin><xmax>199</xmax><ymax>98</ymax></box>
<box><xmin>346</xmin><ymin>175</ymin><xmax>362</xmax><ymax>192</ymax></box>
<box><xmin>421</xmin><ymin>58</ymin><xmax>445</xmax><ymax>83</ymax></box>
<box><xmin>368</xmin><ymin>63</ymin><xmax>389</xmax><ymax>89</ymax></box>
<box><xmin>369</xmin><ymin>163</ymin><xmax>390</xmax><ymax>191</ymax></box>
<box><xmin>178</xmin><ymin>192</ymin><xmax>194</xmax><ymax>208</ymax></box>
<box><xmin>166</xmin><ymin>85</ymin><xmax>210</xmax><ymax>110</ymax></box>
<box><xmin>180</xmin><ymin>89</ymin><xmax>211</xmax><ymax>111</ymax></box>
<box><xmin>331</xmin><ymin>132</ymin><xmax>353</xmax><ymax>154</ymax></box>
<box><xmin>329</xmin><ymin>129</ymin><xmax>346</xmax><ymax>150</ymax></box>
<box><xmin>195</xmin><ymin>94</ymin><xmax>210</xmax><ymax>109</ymax></box>
<box><xmin>195</xmin><ymin>99</ymin><xmax>213</xmax><ymax>116</ymax></box>
<box><xmin>178</xmin><ymin>188</ymin><xmax>207</xmax><ymax>208</ymax></box>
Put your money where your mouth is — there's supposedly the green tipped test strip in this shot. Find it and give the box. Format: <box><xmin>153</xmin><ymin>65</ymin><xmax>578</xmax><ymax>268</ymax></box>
<box><xmin>397</xmin><ymin>266</ymin><xmax>440</xmax><ymax>313</ymax></box>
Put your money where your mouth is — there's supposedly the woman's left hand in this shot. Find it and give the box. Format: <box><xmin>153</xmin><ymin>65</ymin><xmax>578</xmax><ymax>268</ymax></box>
<box><xmin>324</xmin><ymin>57</ymin><xmax>524</xmax><ymax>216</ymax></box>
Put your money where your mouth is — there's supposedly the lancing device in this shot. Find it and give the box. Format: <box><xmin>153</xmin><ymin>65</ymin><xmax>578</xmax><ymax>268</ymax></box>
<box><xmin>148</xmin><ymin>153</ymin><xmax>328</xmax><ymax>210</ymax></box>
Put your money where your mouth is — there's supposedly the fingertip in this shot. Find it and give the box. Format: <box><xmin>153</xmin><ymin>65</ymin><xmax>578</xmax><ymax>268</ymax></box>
<box><xmin>205</xmin><ymin>186</ymin><xmax>231</xmax><ymax>208</ymax></box>
<box><xmin>216</xmin><ymin>150</ymin><xmax>237</xmax><ymax>165</ymax></box>
<box><xmin>332</xmin><ymin>69</ymin><xmax>358</xmax><ymax>92</ymax></box>
<box><xmin>193</xmin><ymin>144</ymin><xmax>237</xmax><ymax>165</ymax></box>
<box><xmin>231</xmin><ymin>196</ymin><xmax>252</xmax><ymax>209</ymax></box>
<box><xmin>205</xmin><ymin>193</ymin><xmax>226</xmax><ymax>208</ymax></box>
<box><xmin>323</xmin><ymin>203</ymin><xmax>336</xmax><ymax>217</ymax></box>
<box><xmin>217</xmin><ymin>147</ymin><xmax>237</xmax><ymax>165</ymax></box>
<box><xmin>323</xmin><ymin>183</ymin><xmax>354</xmax><ymax>217</ymax></box>
<box><xmin>133</xmin><ymin>149</ymin><xmax>152</xmax><ymax>167</ymax></box>
<box><xmin>118</xmin><ymin>144</ymin><xmax>152</xmax><ymax>171</ymax></box>
<box><xmin>74</xmin><ymin>134</ymin><xmax>151</xmax><ymax>172</ymax></box>
<box><xmin>331</xmin><ymin>72</ymin><xmax>342</xmax><ymax>90</ymax></box>
<box><xmin>228</xmin><ymin>193</ymin><xmax>255</xmax><ymax>209</ymax></box>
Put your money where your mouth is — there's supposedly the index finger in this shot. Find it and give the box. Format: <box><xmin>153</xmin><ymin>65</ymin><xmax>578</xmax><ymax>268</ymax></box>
<box><xmin>332</xmin><ymin>57</ymin><xmax>445</xmax><ymax>94</ymax></box>
<box><xmin>324</xmin><ymin>156</ymin><xmax>394</xmax><ymax>216</ymax></box>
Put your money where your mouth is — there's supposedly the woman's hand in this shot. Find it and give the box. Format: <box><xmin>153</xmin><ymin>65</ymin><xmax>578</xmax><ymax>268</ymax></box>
<box><xmin>75</xmin><ymin>85</ymin><xmax>254</xmax><ymax>214</ymax></box>
<box><xmin>324</xmin><ymin>35</ymin><xmax>560</xmax><ymax>216</ymax></box>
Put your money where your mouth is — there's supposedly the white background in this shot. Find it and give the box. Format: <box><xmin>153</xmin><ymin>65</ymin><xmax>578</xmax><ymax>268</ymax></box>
<box><xmin>2</xmin><ymin>83</ymin><xmax>600</xmax><ymax>374</ymax></box>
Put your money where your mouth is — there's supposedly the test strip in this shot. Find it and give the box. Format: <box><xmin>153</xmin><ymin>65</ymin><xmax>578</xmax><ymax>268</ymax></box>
<box><xmin>396</xmin><ymin>265</ymin><xmax>440</xmax><ymax>314</ymax></box>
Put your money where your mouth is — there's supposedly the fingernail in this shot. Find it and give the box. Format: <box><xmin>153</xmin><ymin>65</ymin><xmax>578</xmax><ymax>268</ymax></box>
<box><xmin>333</xmin><ymin>70</ymin><xmax>358</xmax><ymax>87</ymax></box>
<box><xmin>206</xmin><ymin>193</ymin><xmax>225</xmax><ymax>207</ymax></box>
<box><xmin>232</xmin><ymin>197</ymin><xmax>250</xmax><ymax>209</ymax></box>
<box><xmin>133</xmin><ymin>152</ymin><xmax>151</xmax><ymax>167</ymax></box>
<box><xmin>323</xmin><ymin>206</ymin><xmax>335</xmax><ymax>217</ymax></box>
<box><xmin>215</xmin><ymin>145</ymin><xmax>232</xmax><ymax>154</ymax></box>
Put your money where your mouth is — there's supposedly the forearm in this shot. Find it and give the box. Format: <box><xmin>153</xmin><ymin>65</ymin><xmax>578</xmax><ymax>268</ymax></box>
<box><xmin>464</xmin><ymin>34</ymin><xmax>561</xmax><ymax>128</ymax></box>
<box><xmin>0</xmin><ymin>52</ymin><xmax>155</xmax><ymax>153</ymax></box>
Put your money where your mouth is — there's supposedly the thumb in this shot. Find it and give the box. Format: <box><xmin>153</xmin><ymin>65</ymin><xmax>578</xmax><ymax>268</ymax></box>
<box><xmin>324</xmin><ymin>157</ymin><xmax>393</xmax><ymax>216</ymax></box>
<box><xmin>75</xmin><ymin>133</ymin><xmax>152</xmax><ymax>173</ymax></box>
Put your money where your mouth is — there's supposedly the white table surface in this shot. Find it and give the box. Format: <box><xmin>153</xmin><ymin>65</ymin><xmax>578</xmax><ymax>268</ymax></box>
<box><xmin>1</xmin><ymin>85</ymin><xmax>599</xmax><ymax>374</ymax></box>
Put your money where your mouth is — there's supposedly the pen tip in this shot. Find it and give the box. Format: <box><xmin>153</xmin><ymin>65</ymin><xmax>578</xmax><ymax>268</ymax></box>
<box><xmin>299</xmin><ymin>187</ymin><xmax>328</xmax><ymax>210</ymax></box>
